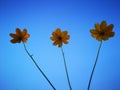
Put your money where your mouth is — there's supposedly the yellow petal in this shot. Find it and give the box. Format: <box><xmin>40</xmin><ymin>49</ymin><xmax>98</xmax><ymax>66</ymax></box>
<box><xmin>100</xmin><ymin>21</ymin><xmax>107</xmax><ymax>30</ymax></box>
<box><xmin>90</xmin><ymin>30</ymin><xmax>98</xmax><ymax>34</ymax></box>
<box><xmin>91</xmin><ymin>33</ymin><xmax>98</xmax><ymax>38</ymax></box>
<box><xmin>56</xmin><ymin>28</ymin><xmax>61</xmax><ymax>32</ymax></box>
<box><xmin>108</xmin><ymin>32</ymin><xmax>115</xmax><ymax>37</ymax></box>
<box><xmin>10</xmin><ymin>33</ymin><xmax>18</xmax><ymax>38</ymax></box>
<box><xmin>90</xmin><ymin>30</ymin><xmax>95</xmax><ymax>33</ymax></box>
<box><xmin>62</xmin><ymin>31</ymin><xmax>68</xmax><ymax>36</ymax></box>
<box><xmin>16</xmin><ymin>28</ymin><xmax>22</xmax><ymax>36</ymax></box>
<box><xmin>52</xmin><ymin>28</ymin><xmax>61</xmax><ymax>37</ymax></box>
<box><xmin>22</xmin><ymin>29</ymin><xmax>27</xmax><ymax>36</ymax></box>
<box><xmin>24</xmin><ymin>34</ymin><xmax>30</xmax><ymax>39</ymax></box>
<box><xmin>50</xmin><ymin>36</ymin><xmax>54</xmax><ymax>40</ymax></box>
<box><xmin>56</xmin><ymin>28</ymin><xmax>61</xmax><ymax>36</ymax></box>
<box><xmin>63</xmin><ymin>40</ymin><xmax>68</xmax><ymax>44</ymax></box>
<box><xmin>22</xmin><ymin>38</ymin><xmax>27</xmax><ymax>42</ymax></box>
<box><xmin>10</xmin><ymin>39</ymin><xmax>21</xmax><ymax>43</ymax></box>
<box><xmin>61</xmin><ymin>31</ymin><xmax>70</xmax><ymax>40</ymax></box>
<box><xmin>102</xmin><ymin>35</ymin><xmax>109</xmax><ymax>40</ymax></box>
<box><xmin>53</xmin><ymin>41</ymin><xmax>58</xmax><ymax>46</ymax></box>
<box><xmin>106</xmin><ymin>24</ymin><xmax>114</xmax><ymax>31</ymax></box>
<box><xmin>52</xmin><ymin>33</ymin><xmax>59</xmax><ymax>40</ymax></box>
<box><xmin>96</xmin><ymin>36</ymin><xmax>102</xmax><ymax>41</ymax></box>
<box><xmin>95</xmin><ymin>24</ymin><xmax>100</xmax><ymax>31</ymax></box>
<box><xmin>90</xmin><ymin>30</ymin><xmax>99</xmax><ymax>38</ymax></box>
<box><xmin>22</xmin><ymin>34</ymin><xmax>30</xmax><ymax>42</ymax></box>
<box><xmin>63</xmin><ymin>35</ymin><xmax>70</xmax><ymax>40</ymax></box>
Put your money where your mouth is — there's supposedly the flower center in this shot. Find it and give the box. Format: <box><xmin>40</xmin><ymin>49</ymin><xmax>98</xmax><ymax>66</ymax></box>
<box><xmin>58</xmin><ymin>36</ymin><xmax>62</xmax><ymax>40</ymax></box>
<box><xmin>19</xmin><ymin>37</ymin><xmax>22</xmax><ymax>41</ymax></box>
<box><xmin>100</xmin><ymin>31</ymin><xmax>105</xmax><ymax>36</ymax></box>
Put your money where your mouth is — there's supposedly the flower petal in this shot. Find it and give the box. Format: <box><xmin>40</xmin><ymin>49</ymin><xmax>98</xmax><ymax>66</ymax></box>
<box><xmin>108</xmin><ymin>32</ymin><xmax>115</xmax><ymax>37</ymax></box>
<box><xmin>100</xmin><ymin>21</ymin><xmax>107</xmax><ymax>30</ymax></box>
<box><xmin>56</xmin><ymin>28</ymin><xmax>61</xmax><ymax>33</ymax></box>
<box><xmin>22</xmin><ymin>34</ymin><xmax>30</xmax><ymax>42</ymax></box>
<box><xmin>96</xmin><ymin>36</ymin><xmax>102</xmax><ymax>41</ymax></box>
<box><xmin>102</xmin><ymin>35</ymin><xmax>109</xmax><ymax>40</ymax></box>
<box><xmin>62</xmin><ymin>31</ymin><xmax>68</xmax><ymax>36</ymax></box>
<box><xmin>90</xmin><ymin>30</ymin><xmax>98</xmax><ymax>34</ymax></box>
<box><xmin>22</xmin><ymin>29</ymin><xmax>27</xmax><ymax>36</ymax></box>
<box><xmin>16</xmin><ymin>28</ymin><xmax>22</xmax><ymax>36</ymax></box>
<box><xmin>63</xmin><ymin>35</ymin><xmax>70</xmax><ymax>40</ymax></box>
<box><xmin>10</xmin><ymin>39</ymin><xmax>21</xmax><ymax>43</ymax></box>
<box><xmin>10</xmin><ymin>33</ymin><xmax>18</xmax><ymax>38</ymax></box>
<box><xmin>63</xmin><ymin>40</ymin><xmax>68</xmax><ymax>44</ymax></box>
<box><xmin>95</xmin><ymin>24</ymin><xmax>100</xmax><ymax>31</ymax></box>
<box><xmin>53</xmin><ymin>41</ymin><xmax>58</xmax><ymax>46</ymax></box>
<box><xmin>106</xmin><ymin>24</ymin><xmax>114</xmax><ymax>31</ymax></box>
<box><xmin>91</xmin><ymin>34</ymin><xmax>98</xmax><ymax>38</ymax></box>
<box><xmin>24</xmin><ymin>34</ymin><xmax>30</xmax><ymax>39</ymax></box>
<box><xmin>50</xmin><ymin>36</ymin><xmax>54</xmax><ymax>40</ymax></box>
<box><xmin>90</xmin><ymin>30</ymin><xmax>99</xmax><ymax>38</ymax></box>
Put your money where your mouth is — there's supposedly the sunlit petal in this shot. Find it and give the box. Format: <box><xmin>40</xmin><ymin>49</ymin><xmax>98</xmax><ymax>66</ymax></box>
<box><xmin>106</xmin><ymin>24</ymin><xmax>114</xmax><ymax>31</ymax></box>
<box><xmin>100</xmin><ymin>21</ymin><xmax>107</xmax><ymax>30</ymax></box>
<box><xmin>95</xmin><ymin>24</ymin><xmax>100</xmax><ymax>31</ymax></box>
<box><xmin>22</xmin><ymin>29</ymin><xmax>27</xmax><ymax>36</ymax></box>
<box><xmin>16</xmin><ymin>28</ymin><xmax>22</xmax><ymax>36</ymax></box>
<box><xmin>10</xmin><ymin>33</ymin><xmax>18</xmax><ymax>38</ymax></box>
<box><xmin>63</xmin><ymin>40</ymin><xmax>68</xmax><ymax>44</ymax></box>
<box><xmin>11</xmin><ymin>39</ymin><xmax>21</xmax><ymax>43</ymax></box>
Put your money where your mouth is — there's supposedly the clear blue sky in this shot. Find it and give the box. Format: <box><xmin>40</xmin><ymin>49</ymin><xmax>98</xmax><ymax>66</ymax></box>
<box><xmin>0</xmin><ymin>0</ymin><xmax>120</xmax><ymax>90</ymax></box>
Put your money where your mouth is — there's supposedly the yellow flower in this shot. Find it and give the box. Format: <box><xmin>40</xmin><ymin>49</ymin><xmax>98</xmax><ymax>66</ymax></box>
<box><xmin>10</xmin><ymin>28</ymin><xmax>30</xmax><ymax>43</ymax></box>
<box><xmin>50</xmin><ymin>28</ymin><xmax>70</xmax><ymax>47</ymax></box>
<box><xmin>90</xmin><ymin>21</ymin><xmax>115</xmax><ymax>41</ymax></box>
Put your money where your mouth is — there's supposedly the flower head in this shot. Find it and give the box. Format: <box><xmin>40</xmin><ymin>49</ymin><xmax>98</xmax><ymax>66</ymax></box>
<box><xmin>50</xmin><ymin>28</ymin><xmax>70</xmax><ymax>47</ymax></box>
<box><xmin>10</xmin><ymin>28</ymin><xmax>30</xmax><ymax>43</ymax></box>
<box><xmin>90</xmin><ymin>21</ymin><xmax>115</xmax><ymax>41</ymax></box>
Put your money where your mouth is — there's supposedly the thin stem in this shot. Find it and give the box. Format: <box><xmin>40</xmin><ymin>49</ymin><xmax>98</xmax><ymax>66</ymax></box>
<box><xmin>23</xmin><ymin>43</ymin><xmax>56</xmax><ymax>90</ymax></box>
<box><xmin>61</xmin><ymin>47</ymin><xmax>72</xmax><ymax>90</ymax></box>
<box><xmin>87</xmin><ymin>41</ymin><xmax>102</xmax><ymax>90</ymax></box>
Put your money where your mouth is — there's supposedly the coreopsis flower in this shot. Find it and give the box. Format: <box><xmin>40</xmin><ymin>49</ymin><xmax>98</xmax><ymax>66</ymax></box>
<box><xmin>10</xmin><ymin>28</ymin><xmax>30</xmax><ymax>43</ymax></box>
<box><xmin>90</xmin><ymin>21</ymin><xmax>115</xmax><ymax>41</ymax></box>
<box><xmin>50</xmin><ymin>28</ymin><xmax>70</xmax><ymax>47</ymax></box>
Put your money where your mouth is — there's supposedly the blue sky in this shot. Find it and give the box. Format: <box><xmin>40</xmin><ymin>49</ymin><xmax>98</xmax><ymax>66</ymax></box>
<box><xmin>0</xmin><ymin>0</ymin><xmax>120</xmax><ymax>90</ymax></box>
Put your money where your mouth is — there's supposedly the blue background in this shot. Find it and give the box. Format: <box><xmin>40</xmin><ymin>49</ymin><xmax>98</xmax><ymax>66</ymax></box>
<box><xmin>0</xmin><ymin>0</ymin><xmax>120</xmax><ymax>90</ymax></box>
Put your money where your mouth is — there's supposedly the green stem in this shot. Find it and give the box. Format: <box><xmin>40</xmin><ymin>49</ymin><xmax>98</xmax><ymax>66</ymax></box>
<box><xmin>61</xmin><ymin>47</ymin><xmax>72</xmax><ymax>90</ymax></box>
<box><xmin>87</xmin><ymin>41</ymin><xmax>102</xmax><ymax>90</ymax></box>
<box><xmin>23</xmin><ymin>43</ymin><xmax>56</xmax><ymax>90</ymax></box>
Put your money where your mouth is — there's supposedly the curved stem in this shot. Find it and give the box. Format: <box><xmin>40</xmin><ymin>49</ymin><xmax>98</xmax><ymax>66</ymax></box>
<box><xmin>87</xmin><ymin>41</ymin><xmax>102</xmax><ymax>90</ymax></box>
<box><xmin>61</xmin><ymin>47</ymin><xmax>72</xmax><ymax>90</ymax></box>
<box><xmin>23</xmin><ymin>43</ymin><xmax>56</xmax><ymax>90</ymax></box>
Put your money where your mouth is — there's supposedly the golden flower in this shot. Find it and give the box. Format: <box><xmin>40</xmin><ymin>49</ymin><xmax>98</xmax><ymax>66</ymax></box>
<box><xmin>90</xmin><ymin>21</ymin><xmax>115</xmax><ymax>41</ymax></box>
<box><xmin>10</xmin><ymin>28</ymin><xmax>30</xmax><ymax>43</ymax></box>
<box><xmin>50</xmin><ymin>28</ymin><xmax>70</xmax><ymax>47</ymax></box>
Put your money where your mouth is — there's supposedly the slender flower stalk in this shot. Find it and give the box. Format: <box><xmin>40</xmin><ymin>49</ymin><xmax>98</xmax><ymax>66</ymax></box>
<box><xmin>87</xmin><ymin>41</ymin><xmax>102</xmax><ymax>90</ymax></box>
<box><xmin>89</xmin><ymin>21</ymin><xmax>115</xmax><ymax>90</ymax></box>
<box><xmin>61</xmin><ymin>47</ymin><xmax>72</xmax><ymax>90</ymax></box>
<box><xmin>10</xmin><ymin>28</ymin><xmax>56</xmax><ymax>90</ymax></box>
<box><xmin>23</xmin><ymin>42</ymin><xmax>56</xmax><ymax>90</ymax></box>
<box><xmin>50</xmin><ymin>28</ymin><xmax>72</xmax><ymax>90</ymax></box>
